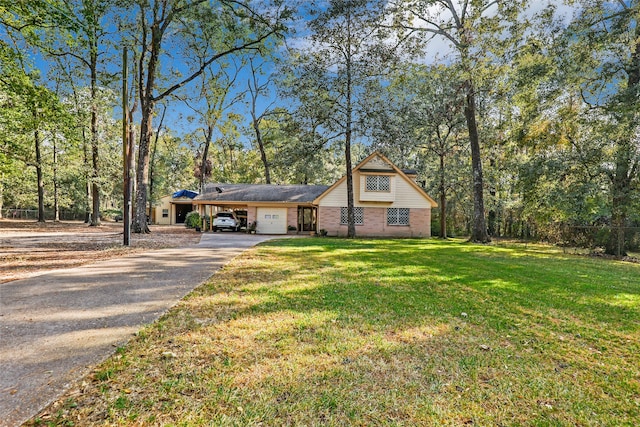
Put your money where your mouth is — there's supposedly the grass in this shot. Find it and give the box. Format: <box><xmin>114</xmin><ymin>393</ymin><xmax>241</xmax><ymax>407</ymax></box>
<box><xmin>31</xmin><ymin>238</ymin><xmax>640</xmax><ymax>426</ymax></box>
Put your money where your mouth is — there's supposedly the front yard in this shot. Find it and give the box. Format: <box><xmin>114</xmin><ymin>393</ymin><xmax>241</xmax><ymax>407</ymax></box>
<box><xmin>33</xmin><ymin>239</ymin><xmax>640</xmax><ymax>426</ymax></box>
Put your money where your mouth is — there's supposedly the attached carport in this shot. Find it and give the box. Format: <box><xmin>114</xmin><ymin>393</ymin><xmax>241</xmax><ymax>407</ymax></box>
<box><xmin>193</xmin><ymin>183</ymin><xmax>329</xmax><ymax>234</ymax></box>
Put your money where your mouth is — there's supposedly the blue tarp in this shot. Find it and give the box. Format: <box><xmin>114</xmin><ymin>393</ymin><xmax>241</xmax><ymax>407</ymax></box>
<box><xmin>172</xmin><ymin>189</ymin><xmax>198</xmax><ymax>199</ymax></box>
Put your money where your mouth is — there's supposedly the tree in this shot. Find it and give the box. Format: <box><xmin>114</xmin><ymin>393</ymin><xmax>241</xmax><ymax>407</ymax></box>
<box><xmin>56</xmin><ymin>0</ymin><xmax>112</xmax><ymax>225</ymax></box>
<box><xmin>5</xmin><ymin>0</ymin><xmax>117</xmax><ymax>225</ymax></box>
<box><xmin>149</xmin><ymin>131</ymin><xmax>198</xmax><ymax>199</ymax></box>
<box><xmin>391</xmin><ymin>0</ymin><xmax>527</xmax><ymax>242</ymax></box>
<box><xmin>177</xmin><ymin>55</ymin><xmax>244</xmax><ymax>193</ymax></box>
<box><xmin>366</xmin><ymin>63</ymin><xmax>469</xmax><ymax>238</ymax></box>
<box><xmin>284</xmin><ymin>0</ymin><xmax>390</xmax><ymax>237</ymax></box>
<box><xmin>0</xmin><ymin>27</ymin><xmax>70</xmax><ymax>222</ymax></box>
<box><xmin>129</xmin><ymin>0</ymin><xmax>287</xmax><ymax>233</ymax></box>
<box><xmin>258</xmin><ymin>109</ymin><xmax>344</xmax><ymax>185</ymax></box>
<box><xmin>411</xmin><ymin>66</ymin><xmax>468</xmax><ymax>239</ymax></box>
<box><xmin>563</xmin><ymin>0</ymin><xmax>640</xmax><ymax>256</ymax></box>
<box><xmin>247</xmin><ymin>57</ymin><xmax>275</xmax><ymax>184</ymax></box>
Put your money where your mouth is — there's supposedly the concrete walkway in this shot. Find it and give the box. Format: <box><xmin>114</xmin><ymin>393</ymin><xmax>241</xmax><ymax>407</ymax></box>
<box><xmin>0</xmin><ymin>233</ymin><xmax>287</xmax><ymax>427</ymax></box>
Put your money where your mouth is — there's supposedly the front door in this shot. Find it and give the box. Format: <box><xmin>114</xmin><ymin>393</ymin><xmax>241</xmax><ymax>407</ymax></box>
<box><xmin>298</xmin><ymin>207</ymin><xmax>317</xmax><ymax>232</ymax></box>
<box><xmin>175</xmin><ymin>204</ymin><xmax>192</xmax><ymax>224</ymax></box>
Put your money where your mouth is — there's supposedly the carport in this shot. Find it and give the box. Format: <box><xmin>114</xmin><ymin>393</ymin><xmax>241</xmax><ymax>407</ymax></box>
<box><xmin>193</xmin><ymin>183</ymin><xmax>328</xmax><ymax>234</ymax></box>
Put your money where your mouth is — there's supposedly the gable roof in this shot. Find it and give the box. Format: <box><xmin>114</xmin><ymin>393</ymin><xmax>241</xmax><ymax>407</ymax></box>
<box><xmin>194</xmin><ymin>183</ymin><xmax>330</xmax><ymax>204</ymax></box>
<box><xmin>313</xmin><ymin>151</ymin><xmax>438</xmax><ymax>207</ymax></box>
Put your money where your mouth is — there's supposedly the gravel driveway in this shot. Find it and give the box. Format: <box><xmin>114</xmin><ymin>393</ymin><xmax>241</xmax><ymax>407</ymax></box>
<box><xmin>0</xmin><ymin>232</ymin><xmax>290</xmax><ymax>427</ymax></box>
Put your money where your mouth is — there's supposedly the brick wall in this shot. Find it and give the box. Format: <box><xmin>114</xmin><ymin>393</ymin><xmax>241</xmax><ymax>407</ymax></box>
<box><xmin>318</xmin><ymin>206</ymin><xmax>431</xmax><ymax>237</ymax></box>
<box><xmin>318</xmin><ymin>206</ymin><xmax>341</xmax><ymax>235</ymax></box>
<box><xmin>287</xmin><ymin>207</ymin><xmax>298</xmax><ymax>231</ymax></box>
<box><xmin>246</xmin><ymin>206</ymin><xmax>257</xmax><ymax>226</ymax></box>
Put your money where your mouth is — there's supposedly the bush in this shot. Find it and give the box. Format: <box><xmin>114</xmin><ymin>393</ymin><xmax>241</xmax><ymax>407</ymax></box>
<box><xmin>185</xmin><ymin>211</ymin><xmax>202</xmax><ymax>229</ymax></box>
<box><xmin>102</xmin><ymin>209</ymin><xmax>122</xmax><ymax>221</ymax></box>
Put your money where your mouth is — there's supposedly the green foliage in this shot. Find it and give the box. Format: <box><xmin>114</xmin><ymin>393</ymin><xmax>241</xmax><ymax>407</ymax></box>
<box><xmin>184</xmin><ymin>211</ymin><xmax>201</xmax><ymax>229</ymax></box>
<box><xmin>150</xmin><ymin>133</ymin><xmax>198</xmax><ymax>203</ymax></box>
<box><xmin>0</xmin><ymin>0</ymin><xmax>637</xmax><ymax>250</ymax></box>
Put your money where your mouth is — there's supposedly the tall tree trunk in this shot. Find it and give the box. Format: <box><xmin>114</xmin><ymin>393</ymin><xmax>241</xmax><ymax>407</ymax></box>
<box><xmin>345</xmin><ymin>4</ymin><xmax>355</xmax><ymax>238</ymax></box>
<box><xmin>249</xmin><ymin>65</ymin><xmax>271</xmax><ymax>184</ymax></box>
<box><xmin>89</xmin><ymin>22</ymin><xmax>101</xmax><ymax>226</ymax></box>
<box><xmin>133</xmin><ymin>8</ymin><xmax>162</xmax><ymax>234</ymax></box>
<box><xmin>53</xmin><ymin>137</ymin><xmax>59</xmax><ymax>222</ymax></box>
<box><xmin>148</xmin><ymin>131</ymin><xmax>158</xmax><ymax>220</ymax></box>
<box><xmin>200</xmin><ymin>124</ymin><xmax>213</xmax><ymax>192</ymax></box>
<box><xmin>133</xmin><ymin>44</ymin><xmax>157</xmax><ymax>233</ymax></box>
<box><xmin>127</xmin><ymin>51</ymin><xmax>139</xmax><ymax>230</ymax></box>
<box><xmin>83</xmin><ymin>134</ymin><xmax>91</xmax><ymax>223</ymax></box>
<box><xmin>606</xmin><ymin>16</ymin><xmax>640</xmax><ymax>257</ymax></box>
<box><xmin>439</xmin><ymin>153</ymin><xmax>447</xmax><ymax>239</ymax></box>
<box><xmin>148</xmin><ymin>105</ymin><xmax>166</xmax><ymax>215</ymax></box>
<box><xmin>464</xmin><ymin>79</ymin><xmax>490</xmax><ymax>243</ymax></box>
<box><xmin>34</xmin><ymin>125</ymin><xmax>45</xmax><ymax>223</ymax></box>
<box><xmin>253</xmin><ymin>119</ymin><xmax>271</xmax><ymax>184</ymax></box>
<box><xmin>345</xmin><ymin>125</ymin><xmax>355</xmax><ymax>238</ymax></box>
<box><xmin>134</xmin><ymin>100</ymin><xmax>153</xmax><ymax>233</ymax></box>
<box><xmin>606</xmin><ymin>139</ymin><xmax>634</xmax><ymax>257</ymax></box>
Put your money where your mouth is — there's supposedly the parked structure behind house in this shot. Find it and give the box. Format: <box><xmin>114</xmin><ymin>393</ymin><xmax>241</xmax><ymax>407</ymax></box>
<box><xmin>152</xmin><ymin>190</ymin><xmax>198</xmax><ymax>225</ymax></box>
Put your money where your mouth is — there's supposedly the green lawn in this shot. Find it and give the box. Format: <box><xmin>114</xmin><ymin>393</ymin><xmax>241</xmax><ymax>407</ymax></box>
<box><xmin>34</xmin><ymin>239</ymin><xmax>640</xmax><ymax>426</ymax></box>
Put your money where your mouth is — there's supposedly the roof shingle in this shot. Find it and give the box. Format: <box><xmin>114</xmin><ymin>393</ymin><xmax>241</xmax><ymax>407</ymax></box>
<box><xmin>195</xmin><ymin>184</ymin><xmax>330</xmax><ymax>203</ymax></box>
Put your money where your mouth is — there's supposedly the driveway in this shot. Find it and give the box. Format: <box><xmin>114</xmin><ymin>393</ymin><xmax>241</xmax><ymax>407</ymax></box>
<box><xmin>0</xmin><ymin>232</ymin><xmax>290</xmax><ymax>427</ymax></box>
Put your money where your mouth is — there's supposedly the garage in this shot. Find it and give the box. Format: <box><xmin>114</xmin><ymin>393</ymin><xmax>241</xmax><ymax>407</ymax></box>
<box><xmin>256</xmin><ymin>207</ymin><xmax>287</xmax><ymax>234</ymax></box>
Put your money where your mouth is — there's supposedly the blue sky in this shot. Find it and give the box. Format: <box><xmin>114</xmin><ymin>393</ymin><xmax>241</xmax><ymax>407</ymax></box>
<box><xmin>23</xmin><ymin>1</ymin><xmax>578</xmax><ymax>147</ymax></box>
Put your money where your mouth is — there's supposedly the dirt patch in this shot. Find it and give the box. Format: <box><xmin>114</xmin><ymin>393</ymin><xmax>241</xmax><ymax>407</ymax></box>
<box><xmin>0</xmin><ymin>220</ymin><xmax>202</xmax><ymax>283</ymax></box>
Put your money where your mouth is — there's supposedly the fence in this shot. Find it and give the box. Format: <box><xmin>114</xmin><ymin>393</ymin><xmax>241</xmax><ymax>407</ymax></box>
<box><xmin>559</xmin><ymin>225</ymin><xmax>640</xmax><ymax>258</ymax></box>
<box><xmin>1</xmin><ymin>209</ymin><xmax>87</xmax><ymax>221</ymax></box>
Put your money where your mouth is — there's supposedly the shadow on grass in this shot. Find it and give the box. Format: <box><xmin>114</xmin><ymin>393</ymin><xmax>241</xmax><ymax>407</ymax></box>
<box><xmin>50</xmin><ymin>238</ymin><xmax>639</xmax><ymax>426</ymax></box>
<box><xmin>215</xmin><ymin>238</ymin><xmax>640</xmax><ymax>331</ymax></box>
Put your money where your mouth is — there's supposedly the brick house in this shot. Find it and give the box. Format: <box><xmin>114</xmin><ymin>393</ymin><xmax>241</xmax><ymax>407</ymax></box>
<box><xmin>314</xmin><ymin>151</ymin><xmax>437</xmax><ymax>237</ymax></box>
<box><xmin>192</xmin><ymin>151</ymin><xmax>437</xmax><ymax>237</ymax></box>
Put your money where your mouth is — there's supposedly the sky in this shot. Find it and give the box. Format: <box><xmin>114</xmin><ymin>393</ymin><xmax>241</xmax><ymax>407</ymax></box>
<box><xmin>22</xmin><ymin>0</ymin><xmax>578</xmax><ymax>148</ymax></box>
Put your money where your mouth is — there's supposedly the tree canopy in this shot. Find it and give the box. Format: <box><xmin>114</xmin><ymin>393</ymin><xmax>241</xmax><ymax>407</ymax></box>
<box><xmin>1</xmin><ymin>0</ymin><xmax>638</xmax><ymax>255</ymax></box>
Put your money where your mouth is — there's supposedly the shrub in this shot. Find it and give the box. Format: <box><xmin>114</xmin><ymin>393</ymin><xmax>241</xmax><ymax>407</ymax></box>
<box><xmin>185</xmin><ymin>211</ymin><xmax>202</xmax><ymax>229</ymax></box>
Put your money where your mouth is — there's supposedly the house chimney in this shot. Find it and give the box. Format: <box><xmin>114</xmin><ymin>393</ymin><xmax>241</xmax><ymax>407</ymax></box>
<box><xmin>402</xmin><ymin>169</ymin><xmax>418</xmax><ymax>182</ymax></box>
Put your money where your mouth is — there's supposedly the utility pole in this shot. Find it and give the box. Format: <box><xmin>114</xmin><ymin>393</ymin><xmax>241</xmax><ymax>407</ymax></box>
<box><xmin>123</xmin><ymin>47</ymin><xmax>131</xmax><ymax>246</ymax></box>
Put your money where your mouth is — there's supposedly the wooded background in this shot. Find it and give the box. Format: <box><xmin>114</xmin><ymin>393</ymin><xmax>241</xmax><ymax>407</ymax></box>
<box><xmin>0</xmin><ymin>1</ymin><xmax>638</xmax><ymax>254</ymax></box>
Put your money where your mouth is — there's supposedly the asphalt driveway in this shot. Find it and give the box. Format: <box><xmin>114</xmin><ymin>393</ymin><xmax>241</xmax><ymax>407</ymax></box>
<box><xmin>0</xmin><ymin>232</ymin><xmax>288</xmax><ymax>427</ymax></box>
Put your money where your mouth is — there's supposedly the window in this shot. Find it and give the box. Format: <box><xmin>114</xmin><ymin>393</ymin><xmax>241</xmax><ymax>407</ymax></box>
<box><xmin>340</xmin><ymin>207</ymin><xmax>364</xmax><ymax>225</ymax></box>
<box><xmin>387</xmin><ymin>208</ymin><xmax>409</xmax><ymax>225</ymax></box>
<box><xmin>365</xmin><ymin>175</ymin><xmax>390</xmax><ymax>192</ymax></box>
<box><xmin>162</xmin><ymin>209</ymin><xmax>169</xmax><ymax>218</ymax></box>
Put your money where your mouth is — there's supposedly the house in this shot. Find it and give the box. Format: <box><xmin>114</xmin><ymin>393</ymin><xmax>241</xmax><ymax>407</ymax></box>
<box><xmin>194</xmin><ymin>184</ymin><xmax>329</xmax><ymax>234</ymax></box>
<box><xmin>152</xmin><ymin>189</ymin><xmax>198</xmax><ymax>225</ymax></box>
<box><xmin>314</xmin><ymin>151</ymin><xmax>437</xmax><ymax>237</ymax></box>
<box><xmin>192</xmin><ymin>151</ymin><xmax>437</xmax><ymax>237</ymax></box>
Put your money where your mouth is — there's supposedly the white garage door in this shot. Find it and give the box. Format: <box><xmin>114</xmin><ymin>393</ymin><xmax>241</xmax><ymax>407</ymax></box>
<box><xmin>256</xmin><ymin>208</ymin><xmax>288</xmax><ymax>234</ymax></box>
